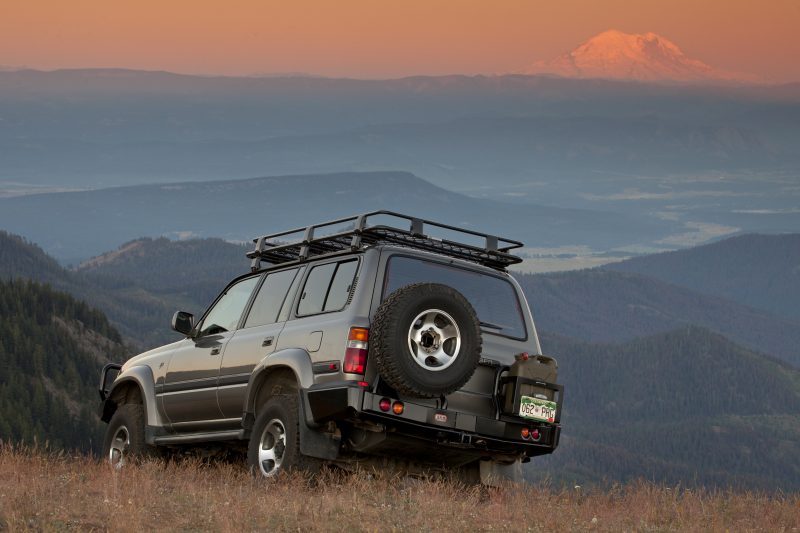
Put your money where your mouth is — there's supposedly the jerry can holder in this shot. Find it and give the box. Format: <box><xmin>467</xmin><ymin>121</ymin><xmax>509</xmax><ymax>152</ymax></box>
<box><xmin>496</xmin><ymin>374</ymin><xmax>564</xmax><ymax>424</ymax></box>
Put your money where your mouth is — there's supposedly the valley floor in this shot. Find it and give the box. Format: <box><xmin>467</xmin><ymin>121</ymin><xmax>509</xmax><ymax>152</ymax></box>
<box><xmin>0</xmin><ymin>447</ymin><xmax>796</xmax><ymax>532</ymax></box>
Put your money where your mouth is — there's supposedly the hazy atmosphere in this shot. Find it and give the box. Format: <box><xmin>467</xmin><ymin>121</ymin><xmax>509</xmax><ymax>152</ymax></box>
<box><xmin>0</xmin><ymin>1</ymin><xmax>798</xmax><ymax>530</ymax></box>
<box><xmin>2</xmin><ymin>0</ymin><xmax>800</xmax><ymax>81</ymax></box>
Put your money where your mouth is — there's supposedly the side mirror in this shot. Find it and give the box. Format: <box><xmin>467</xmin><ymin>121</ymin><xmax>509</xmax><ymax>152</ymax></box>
<box><xmin>171</xmin><ymin>311</ymin><xmax>194</xmax><ymax>336</ymax></box>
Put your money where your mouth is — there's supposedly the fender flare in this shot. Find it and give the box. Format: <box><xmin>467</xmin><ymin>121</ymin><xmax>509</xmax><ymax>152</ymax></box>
<box><xmin>242</xmin><ymin>348</ymin><xmax>314</xmax><ymax>425</ymax></box>
<box><xmin>104</xmin><ymin>365</ymin><xmax>166</xmax><ymax>430</ymax></box>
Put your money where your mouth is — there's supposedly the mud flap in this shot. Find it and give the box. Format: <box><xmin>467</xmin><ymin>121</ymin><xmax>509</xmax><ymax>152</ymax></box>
<box><xmin>299</xmin><ymin>395</ymin><xmax>341</xmax><ymax>460</ymax></box>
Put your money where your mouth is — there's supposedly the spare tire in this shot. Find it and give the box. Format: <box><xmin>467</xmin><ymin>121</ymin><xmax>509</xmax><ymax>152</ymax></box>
<box><xmin>371</xmin><ymin>283</ymin><xmax>482</xmax><ymax>398</ymax></box>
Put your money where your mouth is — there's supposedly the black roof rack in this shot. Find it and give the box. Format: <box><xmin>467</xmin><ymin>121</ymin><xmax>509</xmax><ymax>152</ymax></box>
<box><xmin>246</xmin><ymin>211</ymin><xmax>523</xmax><ymax>272</ymax></box>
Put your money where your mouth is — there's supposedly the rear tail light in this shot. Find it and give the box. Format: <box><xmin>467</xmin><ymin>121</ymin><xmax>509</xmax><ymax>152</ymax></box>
<box><xmin>379</xmin><ymin>398</ymin><xmax>391</xmax><ymax>411</ymax></box>
<box><xmin>344</xmin><ymin>327</ymin><xmax>369</xmax><ymax>374</ymax></box>
<box><xmin>521</xmin><ymin>427</ymin><xmax>542</xmax><ymax>441</ymax></box>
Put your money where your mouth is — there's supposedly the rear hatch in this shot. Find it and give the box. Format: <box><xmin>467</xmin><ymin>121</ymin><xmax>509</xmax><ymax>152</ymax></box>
<box><xmin>377</xmin><ymin>252</ymin><xmax>539</xmax><ymax>418</ymax></box>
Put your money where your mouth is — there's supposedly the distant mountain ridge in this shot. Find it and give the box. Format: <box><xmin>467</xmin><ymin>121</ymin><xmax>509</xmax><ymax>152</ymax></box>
<box><xmin>519</xmin><ymin>30</ymin><xmax>760</xmax><ymax>83</ymax></box>
<box><xmin>0</xmin><ymin>67</ymin><xmax>795</xmax><ymax>192</ymax></box>
<box><xmin>0</xmin><ymin>171</ymin><xmax>673</xmax><ymax>262</ymax></box>
<box><xmin>607</xmin><ymin>233</ymin><xmax>800</xmax><ymax>320</ymax></box>
<box><xmin>516</xmin><ymin>268</ymin><xmax>800</xmax><ymax>367</ymax></box>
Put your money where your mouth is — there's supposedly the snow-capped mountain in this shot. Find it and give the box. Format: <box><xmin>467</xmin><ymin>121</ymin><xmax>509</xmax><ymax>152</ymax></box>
<box><xmin>518</xmin><ymin>30</ymin><xmax>758</xmax><ymax>83</ymax></box>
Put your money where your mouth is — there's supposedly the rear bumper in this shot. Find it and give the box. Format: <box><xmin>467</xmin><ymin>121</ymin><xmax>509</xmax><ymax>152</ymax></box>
<box><xmin>303</xmin><ymin>382</ymin><xmax>561</xmax><ymax>459</ymax></box>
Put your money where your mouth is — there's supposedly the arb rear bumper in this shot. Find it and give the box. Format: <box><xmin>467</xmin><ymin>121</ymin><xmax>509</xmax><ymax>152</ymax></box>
<box><xmin>303</xmin><ymin>381</ymin><xmax>561</xmax><ymax>459</ymax></box>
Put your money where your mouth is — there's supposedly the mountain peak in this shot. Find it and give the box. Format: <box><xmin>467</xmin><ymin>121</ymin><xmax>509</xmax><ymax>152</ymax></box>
<box><xmin>518</xmin><ymin>30</ymin><xmax>758</xmax><ymax>83</ymax></box>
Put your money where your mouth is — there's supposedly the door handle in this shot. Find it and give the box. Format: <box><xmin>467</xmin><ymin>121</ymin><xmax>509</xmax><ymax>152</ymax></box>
<box><xmin>210</xmin><ymin>347</ymin><xmax>221</xmax><ymax>355</ymax></box>
<box><xmin>262</xmin><ymin>336</ymin><xmax>274</xmax><ymax>347</ymax></box>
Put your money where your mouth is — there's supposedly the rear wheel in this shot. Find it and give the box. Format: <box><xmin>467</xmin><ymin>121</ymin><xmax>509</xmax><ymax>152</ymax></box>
<box><xmin>102</xmin><ymin>403</ymin><xmax>155</xmax><ymax>468</ymax></box>
<box><xmin>247</xmin><ymin>394</ymin><xmax>321</xmax><ymax>478</ymax></box>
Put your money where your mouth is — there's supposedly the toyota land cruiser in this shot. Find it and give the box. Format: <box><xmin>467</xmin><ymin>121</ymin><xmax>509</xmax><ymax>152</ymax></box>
<box><xmin>98</xmin><ymin>211</ymin><xmax>562</xmax><ymax>483</ymax></box>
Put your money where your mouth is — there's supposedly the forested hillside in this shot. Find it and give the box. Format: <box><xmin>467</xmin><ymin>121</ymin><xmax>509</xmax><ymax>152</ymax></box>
<box><xmin>2</xmin><ymin>233</ymin><xmax>799</xmax><ymax>489</ymax></box>
<box><xmin>607</xmin><ymin>234</ymin><xmax>800</xmax><ymax>320</ymax></box>
<box><xmin>78</xmin><ymin>236</ymin><xmax>248</xmax><ymax>311</ymax></box>
<box><xmin>6</xmin><ymin>230</ymin><xmax>800</xmax><ymax>367</ymax></box>
<box><xmin>0</xmin><ymin>233</ymin><xmax>263</xmax><ymax>348</ymax></box>
<box><xmin>516</xmin><ymin>269</ymin><xmax>800</xmax><ymax>367</ymax></box>
<box><xmin>535</xmin><ymin>327</ymin><xmax>800</xmax><ymax>491</ymax></box>
<box><xmin>0</xmin><ymin>279</ymin><xmax>126</xmax><ymax>452</ymax></box>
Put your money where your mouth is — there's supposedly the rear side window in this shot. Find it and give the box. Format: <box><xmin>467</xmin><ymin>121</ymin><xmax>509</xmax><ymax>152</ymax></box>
<box><xmin>244</xmin><ymin>268</ymin><xmax>299</xmax><ymax>328</ymax></box>
<box><xmin>297</xmin><ymin>259</ymin><xmax>359</xmax><ymax>316</ymax></box>
<box><xmin>384</xmin><ymin>256</ymin><xmax>527</xmax><ymax>340</ymax></box>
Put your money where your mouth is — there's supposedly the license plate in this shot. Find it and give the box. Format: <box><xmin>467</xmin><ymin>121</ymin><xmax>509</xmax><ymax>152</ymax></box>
<box><xmin>519</xmin><ymin>396</ymin><xmax>557</xmax><ymax>423</ymax></box>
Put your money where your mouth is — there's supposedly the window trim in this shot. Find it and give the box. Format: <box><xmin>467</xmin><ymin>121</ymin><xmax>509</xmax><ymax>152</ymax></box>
<box><xmin>381</xmin><ymin>253</ymin><xmax>528</xmax><ymax>342</ymax></box>
<box><xmin>295</xmin><ymin>257</ymin><xmax>361</xmax><ymax>318</ymax></box>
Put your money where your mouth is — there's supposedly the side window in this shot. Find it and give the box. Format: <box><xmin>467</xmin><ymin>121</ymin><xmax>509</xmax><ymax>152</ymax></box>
<box><xmin>244</xmin><ymin>268</ymin><xmax>299</xmax><ymax>328</ymax></box>
<box><xmin>297</xmin><ymin>259</ymin><xmax>358</xmax><ymax>316</ymax></box>
<box><xmin>324</xmin><ymin>260</ymin><xmax>358</xmax><ymax>312</ymax></box>
<box><xmin>199</xmin><ymin>276</ymin><xmax>260</xmax><ymax>336</ymax></box>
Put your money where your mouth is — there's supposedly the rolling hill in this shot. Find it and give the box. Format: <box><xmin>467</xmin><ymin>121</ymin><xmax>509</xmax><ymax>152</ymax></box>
<box><xmin>79</xmin><ymin>236</ymin><xmax>249</xmax><ymax>309</ymax></box>
<box><xmin>516</xmin><ymin>268</ymin><xmax>800</xmax><ymax>367</ymax></box>
<box><xmin>2</xmin><ymin>232</ymin><xmax>798</xmax><ymax>489</ymax></box>
<box><xmin>0</xmin><ymin>171</ymin><xmax>675</xmax><ymax>263</ymax></box>
<box><xmin>0</xmin><ymin>232</ymin><xmax>199</xmax><ymax>348</ymax></box>
<box><xmin>606</xmin><ymin>233</ymin><xmax>800</xmax><ymax>320</ymax></box>
<box><xmin>535</xmin><ymin>327</ymin><xmax>800</xmax><ymax>490</ymax></box>
<box><xmin>5</xmin><ymin>229</ymin><xmax>799</xmax><ymax>368</ymax></box>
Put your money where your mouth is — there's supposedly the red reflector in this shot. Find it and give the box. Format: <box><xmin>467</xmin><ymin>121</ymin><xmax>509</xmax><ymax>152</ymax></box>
<box><xmin>343</xmin><ymin>347</ymin><xmax>367</xmax><ymax>374</ymax></box>
<box><xmin>379</xmin><ymin>398</ymin><xmax>391</xmax><ymax>411</ymax></box>
<box><xmin>357</xmin><ymin>381</ymin><xmax>369</xmax><ymax>388</ymax></box>
<box><xmin>521</xmin><ymin>427</ymin><xmax>530</xmax><ymax>439</ymax></box>
<box><xmin>392</xmin><ymin>401</ymin><xmax>404</xmax><ymax>415</ymax></box>
<box><xmin>531</xmin><ymin>429</ymin><xmax>541</xmax><ymax>441</ymax></box>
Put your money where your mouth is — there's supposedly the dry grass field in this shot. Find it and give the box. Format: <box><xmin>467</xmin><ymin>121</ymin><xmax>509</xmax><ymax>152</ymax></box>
<box><xmin>0</xmin><ymin>446</ymin><xmax>798</xmax><ymax>532</ymax></box>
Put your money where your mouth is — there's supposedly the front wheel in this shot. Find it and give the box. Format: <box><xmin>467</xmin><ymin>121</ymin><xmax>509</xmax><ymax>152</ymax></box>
<box><xmin>102</xmin><ymin>403</ymin><xmax>156</xmax><ymax>468</ymax></box>
<box><xmin>247</xmin><ymin>394</ymin><xmax>321</xmax><ymax>478</ymax></box>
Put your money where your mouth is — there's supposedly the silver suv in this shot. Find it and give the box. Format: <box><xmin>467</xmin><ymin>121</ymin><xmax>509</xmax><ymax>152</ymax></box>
<box><xmin>99</xmin><ymin>211</ymin><xmax>563</xmax><ymax>483</ymax></box>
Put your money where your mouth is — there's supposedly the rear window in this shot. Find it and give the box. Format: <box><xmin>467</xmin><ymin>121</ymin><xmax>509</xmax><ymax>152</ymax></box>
<box><xmin>383</xmin><ymin>256</ymin><xmax>527</xmax><ymax>340</ymax></box>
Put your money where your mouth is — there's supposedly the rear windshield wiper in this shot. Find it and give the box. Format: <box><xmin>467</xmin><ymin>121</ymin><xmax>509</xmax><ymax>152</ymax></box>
<box><xmin>480</xmin><ymin>321</ymin><xmax>504</xmax><ymax>331</ymax></box>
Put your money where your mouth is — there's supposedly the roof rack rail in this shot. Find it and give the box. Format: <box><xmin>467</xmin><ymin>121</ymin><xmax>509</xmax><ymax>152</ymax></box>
<box><xmin>247</xmin><ymin>211</ymin><xmax>523</xmax><ymax>272</ymax></box>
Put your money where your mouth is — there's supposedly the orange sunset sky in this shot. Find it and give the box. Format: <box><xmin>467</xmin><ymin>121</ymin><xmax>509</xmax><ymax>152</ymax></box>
<box><xmin>2</xmin><ymin>0</ymin><xmax>799</xmax><ymax>81</ymax></box>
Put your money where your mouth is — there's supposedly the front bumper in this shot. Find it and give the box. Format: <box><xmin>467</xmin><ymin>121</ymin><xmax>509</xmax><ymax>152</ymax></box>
<box><xmin>304</xmin><ymin>382</ymin><xmax>561</xmax><ymax>459</ymax></box>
